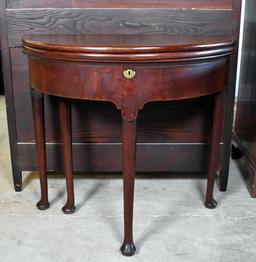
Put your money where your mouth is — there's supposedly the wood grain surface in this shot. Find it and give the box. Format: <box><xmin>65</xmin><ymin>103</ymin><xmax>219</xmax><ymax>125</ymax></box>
<box><xmin>7</xmin><ymin>9</ymin><xmax>236</xmax><ymax>48</ymax></box>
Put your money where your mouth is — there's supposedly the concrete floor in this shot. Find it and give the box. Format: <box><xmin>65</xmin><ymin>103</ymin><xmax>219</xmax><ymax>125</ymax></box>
<box><xmin>0</xmin><ymin>96</ymin><xmax>255</xmax><ymax>262</ymax></box>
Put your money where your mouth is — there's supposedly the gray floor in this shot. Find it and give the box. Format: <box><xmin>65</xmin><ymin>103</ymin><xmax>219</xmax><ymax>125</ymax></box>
<box><xmin>0</xmin><ymin>96</ymin><xmax>255</xmax><ymax>262</ymax></box>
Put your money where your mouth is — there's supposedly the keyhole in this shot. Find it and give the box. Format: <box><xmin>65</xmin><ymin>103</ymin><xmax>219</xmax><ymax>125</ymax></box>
<box><xmin>123</xmin><ymin>69</ymin><xmax>136</xmax><ymax>79</ymax></box>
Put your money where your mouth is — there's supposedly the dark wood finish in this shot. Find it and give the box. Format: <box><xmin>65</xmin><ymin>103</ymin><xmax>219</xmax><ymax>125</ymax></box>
<box><xmin>27</xmin><ymin>57</ymin><xmax>229</xmax><ymax>122</ymax></box>
<box><xmin>217</xmin><ymin>0</ymin><xmax>242</xmax><ymax>192</ymax></box>
<box><xmin>219</xmin><ymin>54</ymin><xmax>238</xmax><ymax>191</ymax></box>
<box><xmin>8</xmin><ymin>9</ymin><xmax>236</xmax><ymax>48</ymax></box>
<box><xmin>17</xmin><ymin>143</ymin><xmax>223</xmax><ymax>172</ymax></box>
<box><xmin>30</xmin><ymin>89</ymin><xmax>49</xmax><ymax>210</ymax></box>
<box><xmin>0</xmin><ymin>0</ymin><xmax>22</xmax><ymax>191</ymax></box>
<box><xmin>121</xmin><ymin>119</ymin><xmax>136</xmax><ymax>256</ymax></box>
<box><xmin>58</xmin><ymin>98</ymin><xmax>76</xmax><ymax>214</ymax></box>
<box><xmin>233</xmin><ymin>0</ymin><xmax>256</xmax><ymax>197</ymax></box>
<box><xmin>9</xmin><ymin>47</ymin><xmax>217</xmax><ymax>144</ymax></box>
<box><xmin>23</xmin><ymin>34</ymin><xmax>234</xmax><ymax>255</ymax></box>
<box><xmin>23</xmin><ymin>34</ymin><xmax>232</xmax><ymax>122</ymax></box>
<box><xmin>0</xmin><ymin>0</ymin><xmax>242</xmax><ymax>193</ymax></box>
<box><xmin>205</xmin><ymin>92</ymin><xmax>224</xmax><ymax>208</ymax></box>
<box><xmin>23</xmin><ymin>34</ymin><xmax>234</xmax><ymax>54</ymax></box>
<box><xmin>23</xmin><ymin>34</ymin><xmax>234</xmax><ymax>62</ymax></box>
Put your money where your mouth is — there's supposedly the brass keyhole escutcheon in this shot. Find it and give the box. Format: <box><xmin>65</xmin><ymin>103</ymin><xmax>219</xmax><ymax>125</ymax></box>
<box><xmin>123</xmin><ymin>69</ymin><xmax>136</xmax><ymax>79</ymax></box>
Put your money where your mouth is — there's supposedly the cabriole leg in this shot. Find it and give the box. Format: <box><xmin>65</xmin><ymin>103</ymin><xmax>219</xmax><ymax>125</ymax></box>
<box><xmin>30</xmin><ymin>88</ymin><xmax>50</xmax><ymax>210</ymax></box>
<box><xmin>58</xmin><ymin>98</ymin><xmax>75</xmax><ymax>214</ymax></box>
<box><xmin>120</xmin><ymin>119</ymin><xmax>137</xmax><ymax>256</ymax></box>
<box><xmin>205</xmin><ymin>92</ymin><xmax>223</xmax><ymax>209</ymax></box>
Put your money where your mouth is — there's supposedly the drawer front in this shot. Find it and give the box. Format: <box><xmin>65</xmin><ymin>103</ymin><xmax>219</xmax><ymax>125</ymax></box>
<box><xmin>29</xmin><ymin>57</ymin><xmax>228</xmax><ymax>120</ymax></box>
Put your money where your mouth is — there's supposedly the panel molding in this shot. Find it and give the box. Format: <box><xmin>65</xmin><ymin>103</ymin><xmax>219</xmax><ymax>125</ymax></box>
<box><xmin>17</xmin><ymin>143</ymin><xmax>224</xmax><ymax>172</ymax></box>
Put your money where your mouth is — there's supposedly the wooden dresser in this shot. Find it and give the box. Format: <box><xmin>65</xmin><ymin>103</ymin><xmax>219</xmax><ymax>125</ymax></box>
<box><xmin>0</xmin><ymin>1</ymin><xmax>242</xmax><ymax>191</ymax></box>
<box><xmin>233</xmin><ymin>0</ymin><xmax>256</xmax><ymax>197</ymax></box>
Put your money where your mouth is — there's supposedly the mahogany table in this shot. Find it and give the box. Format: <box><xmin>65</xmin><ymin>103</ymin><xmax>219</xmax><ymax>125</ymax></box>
<box><xmin>23</xmin><ymin>34</ymin><xmax>234</xmax><ymax>256</ymax></box>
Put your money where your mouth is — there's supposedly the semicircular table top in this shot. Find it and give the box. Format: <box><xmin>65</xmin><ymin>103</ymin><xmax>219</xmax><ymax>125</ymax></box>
<box><xmin>22</xmin><ymin>34</ymin><xmax>235</xmax><ymax>62</ymax></box>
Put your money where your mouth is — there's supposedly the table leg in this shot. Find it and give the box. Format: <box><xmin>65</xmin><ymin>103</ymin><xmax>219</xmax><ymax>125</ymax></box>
<box><xmin>30</xmin><ymin>89</ymin><xmax>50</xmax><ymax>210</ymax></box>
<box><xmin>120</xmin><ymin>119</ymin><xmax>136</xmax><ymax>256</ymax></box>
<box><xmin>58</xmin><ymin>98</ymin><xmax>75</xmax><ymax>214</ymax></box>
<box><xmin>205</xmin><ymin>92</ymin><xmax>223</xmax><ymax>209</ymax></box>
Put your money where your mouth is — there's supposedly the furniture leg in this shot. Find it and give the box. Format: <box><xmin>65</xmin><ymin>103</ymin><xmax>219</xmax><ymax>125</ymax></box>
<box><xmin>231</xmin><ymin>144</ymin><xmax>243</xmax><ymax>160</ymax></box>
<box><xmin>218</xmin><ymin>89</ymin><xmax>230</xmax><ymax>192</ymax></box>
<box><xmin>205</xmin><ymin>92</ymin><xmax>223</xmax><ymax>209</ymax></box>
<box><xmin>219</xmin><ymin>54</ymin><xmax>237</xmax><ymax>192</ymax></box>
<box><xmin>13</xmin><ymin>170</ymin><xmax>22</xmax><ymax>192</ymax></box>
<box><xmin>30</xmin><ymin>89</ymin><xmax>50</xmax><ymax>210</ymax></box>
<box><xmin>120</xmin><ymin>119</ymin><xmax>136</xmax><ymax>256</ymax></box>
<box><xmin>58</xmin><ymin>98</ymin><xmax>75</xmax><ymax>214</ymax></box>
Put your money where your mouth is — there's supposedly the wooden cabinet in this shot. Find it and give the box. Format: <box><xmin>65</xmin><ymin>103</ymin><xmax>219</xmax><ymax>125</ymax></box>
<box><xmin>0</xmin><ymin>0</ymin><xmax>242</xmax><ymax>191</ymax></box>
<box><xmin>233</xmin><ymin>0</ymin><xmax>256</xmax><ymax>197</ymax></box>
<box><xmin>0</xmin><ymin>47</ymin><xmax>3</xmax><ymax>94</ymax></box>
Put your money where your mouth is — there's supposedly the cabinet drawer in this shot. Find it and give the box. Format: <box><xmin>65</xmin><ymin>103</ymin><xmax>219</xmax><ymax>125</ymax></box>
<box><xmin>29</xmin><ymin>57</ymin><xmax>228</xmax><ymax>110</ymax></box>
